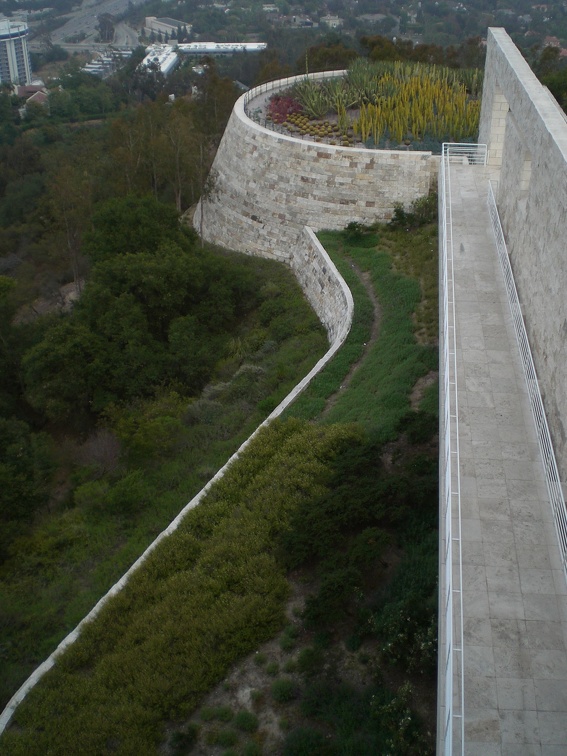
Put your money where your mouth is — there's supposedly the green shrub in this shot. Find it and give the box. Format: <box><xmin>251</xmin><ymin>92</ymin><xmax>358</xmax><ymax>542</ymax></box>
<box><xmin>303</xmin><ymin>566</ymin><xmax>360</xmax><ymax>627</ymax></box>
<box><xmin>373</xmin><ymin>682</ymin><xmax>432</xmax><ymax>754</ymax></box>
<box><xmin>279</xmin><ymin>624</ymin><xmax>299</xmax><ymax>652</ymax></box>
<box><xmin>347</xmin><ymin>527</ymin><xmax>390</xmax><ymax>570</ymax></box>
<box><xmin>389</xmin><ymin>193</ymin><xmax>437</xmax><ymax>230</ymax></box>
<box><xmin>283</xmin><ymin>726</ymin><xmax>330</xmax><ymax>755</ymax></box>
<box><xmin>398</xmin><ymin>409</ymin><xmax>438</xmax><ymax>444</ymax></box>
<box><xmin>242</xmin><ymin>743</ymin><xmax>263</xmax><ymax>756</ymax></box>
<box><xmin>297</xmin><ymin>646</ymin><xmax>324</xmax><ymax>678</ymax></box>
<box><xmin>206</xmin><ymin>728</ymin><xmax>238</xmax><ymax>747</ymax></box>
<box><xmin>377</xmin><ymin>599</ymin><xmax>437</xmax><ymax>674</ymax></box>
<box><xmin>271</xmin><ymin>678</ymin><xmax>300</xmax><ymax>704</ymax></box>
<box><xmin>344</xmin><ymin>222</ymin><xmax>379</xmax><ymax>248</ymax></box>
<box><xmin>344</xmin><ymin>221</ymin><xmax>366</xmax><ymax>243</ymax></box>
<box><xmin>266</xmin><ymin>661</ymin><xmax>279</xmax><ymax>676</ymax></box>
<box><xmin>300</xmin><ymin>680</ymin><xmax>332</xmax><ymax>718</ymax></box>
<box><xmin>283</xmin><ymin>659</ymin><xmax>298</xmax><ymax>673</ymax></box>
<box><xmin>200</xmin><ymin>706</ymin><xmax>217</xmax><ymax>721</ymax></box>
<box><xmin>216</xmin><ymin>706</ymin><xmax>234</xmax><ymax>722</ymax></box>
<box><xmin>169</xmin><ymin>724</ymin><xmax>200</xmax><ymax>754</ymax></box>
<box><xmin>371</xmin><ymin>533</ymin><xmax>438</xmax><ymax>675</ymax></box>
<box><xmin>234</xmin><ymin>710</ymin><xmax>259</xmax><ymax>733</ymax></box>
<box><xmin>345</xmin><ymin>633</ymin><xmax>363</xmax><ymax>652</ymax></box>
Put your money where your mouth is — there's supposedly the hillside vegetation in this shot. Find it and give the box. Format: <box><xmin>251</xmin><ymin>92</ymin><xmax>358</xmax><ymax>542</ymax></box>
<box><xmin>1</xmin><ymin>196</ymin><xmax>439</xmax><ymax>754</ymax></box>
<box><xmin>0</xmin><ymin>56</ymin><xmax>334</xmax><ymax>712</ymax></box>
<box><xmin>2</xmin><ymin>41</ymin><xmax>442</xmax><ymax>753</ymax></box>
<box><xmin>0</xmin><ymin>194</ymin><xmax>328</xmax><ymax>711</ymax></box>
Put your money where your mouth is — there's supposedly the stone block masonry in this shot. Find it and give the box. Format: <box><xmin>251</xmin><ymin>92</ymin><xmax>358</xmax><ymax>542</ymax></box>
<box><xmin>196</xmin><ymin>80</ymin><xmax>437</xmax><ymax>261</ymax></box>
<box><xmin>194</xmin><ymin>72</ymin><xmax>437</xmax><ymax>337</ymax></box>
<box><xmin>479</xmin><ymin>27</ymin><xmax>567</xmax><ymax>484</ymax></box>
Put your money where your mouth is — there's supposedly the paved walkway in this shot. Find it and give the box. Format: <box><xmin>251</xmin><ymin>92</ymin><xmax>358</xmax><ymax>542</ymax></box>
<box><xmin>449</xmin><ymin>163</ymin><xmax>567</xmax><ymax>755</ymax></box>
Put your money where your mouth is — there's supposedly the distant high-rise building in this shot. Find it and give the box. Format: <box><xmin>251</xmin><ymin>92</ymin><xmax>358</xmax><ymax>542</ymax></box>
<box><xmin>0</xmin><ymin>20</ymin><xmax>32</xmax><ymax>85</ymax></box>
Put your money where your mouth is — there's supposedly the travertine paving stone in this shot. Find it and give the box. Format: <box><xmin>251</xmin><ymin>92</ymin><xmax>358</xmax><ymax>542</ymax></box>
<box><xmin>449</xmin><ymin>163</ymin><xmax>567</xmax><ymax>754</ymax></box>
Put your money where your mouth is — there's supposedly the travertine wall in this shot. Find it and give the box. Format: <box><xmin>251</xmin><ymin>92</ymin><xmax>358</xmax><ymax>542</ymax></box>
<box><xmin>195</xmin><ymin>71</ymin><xmax>436</xmax><ymax>345</ymax></box>
<box><xmin>291</xmin><ymin>227</ymin><xmax>351</xmax><ymax>343</ymax></box>
<box><xmin>195</xmin><ymin>73</ymin><xmax>438</xmax><ymax>254</ymax></box>
<box><xmin>479</xmin><ymin>27</ymin><xmax>567</xmax><ymax>480</ymax></box>
<box><xmin>196</xmin><ymin>76</ymin><xmax>436</xmax><ymax>266</ymax></box>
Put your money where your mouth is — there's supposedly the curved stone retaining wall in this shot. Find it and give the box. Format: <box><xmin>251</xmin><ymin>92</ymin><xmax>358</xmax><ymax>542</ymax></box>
<box><xmin>194</xmin><ymin>72</ymin><xmax>438</xmax><ymax>269</ymax></box>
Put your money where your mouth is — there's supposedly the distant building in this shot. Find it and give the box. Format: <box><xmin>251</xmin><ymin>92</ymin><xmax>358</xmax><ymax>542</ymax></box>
<box><xmin>320</xmin><ymin>15</ymin><xmax>343</xmax><ymax>28</ymax></box>
<box><xmin>15</xmin><ymin>83</ymin><xmax>46</xmax><ymax>98</ymax></box>
<box><xmin>140</xmin><ymin>44</ymin><xmax>180</xmax><ymax>76</ymax></box>
<box><xmin>289</xmin><ymin>15</ymin><xmax>315</xmax><ymax>27</ymax></box>
<box><xmin>15</xmin><ymin>85</ymin><xmax>48</xmax><ymax>118</ymax></box>
<box><xmin>81</xmin><ymin>50</ymin><xmax>132</xmax><ymax>78</ymax></box>
<box><xmin>177</xmin><ymin>42</ymin><xmax>267</xmax><ymax>55</ymax></box>
<box><xmin>0</xmin><ymin>19</ymin><xmax>32</xmax><ymax>85</ymax></box>
<box><xmin>356</xmin><ymin>13</ymin><xmax>387</xmax><ymax>23</ymax></box>
<box><xmin>24</xmin><ymin>89</ymin><xmax>48</xmax><ymax>108</ymax></box>
<box><xmin>144</xmin><ymin>16</ymin><xmax>191</xmax><ymax>39</ymax></box>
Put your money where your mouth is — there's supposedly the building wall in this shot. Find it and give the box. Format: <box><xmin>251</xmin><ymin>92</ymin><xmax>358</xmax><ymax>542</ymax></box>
<box><xmin>144</xmin><ymin>16</ymin><xmax>191</xmax><ymax>37</ymax></box>
<box><xmin>195</xmin><ymin>73</ymin><xmax>438</xmax><ymax>269</ymax></box>
<box><xmin>0</xmin><ymin>21</ymin><xmax>32</xmax><ymax>85</ymax></box>
<box><xmin>479</xmin><ymin>27</ymin><xmax>567</xmax><ymax>480</ymax></box>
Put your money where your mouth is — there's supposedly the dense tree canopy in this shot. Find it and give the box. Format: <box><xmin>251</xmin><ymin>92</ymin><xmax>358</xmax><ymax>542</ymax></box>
<box><xmin>83</xmin><ymin>195</ymin><xmax>184</xmax><ymax>262</ymax></box>
<box><xmin>299</xmin><ymin>39</ymin><xmax>359</xmax><ymax>74</ymax></box>
<box><xmin>21</xmin><ymin>196</ymin><xmax>260</xmax><ymax>424</ymax></box>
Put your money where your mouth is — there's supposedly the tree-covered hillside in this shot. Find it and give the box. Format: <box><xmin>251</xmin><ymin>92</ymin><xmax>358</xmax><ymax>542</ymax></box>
<box><xmin>0</xmin><ymin>54</ymin><xmax>331</xmax><ymax>712</ymax></box>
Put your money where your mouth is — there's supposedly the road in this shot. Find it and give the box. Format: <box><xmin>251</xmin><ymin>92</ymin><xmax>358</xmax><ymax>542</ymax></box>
<box><xmin>46</xmin><ymin>0</ymin><xmax>144</xmax><ymax>49</ymax></box>
<box><xmin>113</xmin><ymin>22</ymin><xmax>139</xmax><ymax>48</ymax></box>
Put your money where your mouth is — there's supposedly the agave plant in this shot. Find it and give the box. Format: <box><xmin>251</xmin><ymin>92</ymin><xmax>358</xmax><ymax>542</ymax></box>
<box><xmin>346</xmin><ymin>58</ymin><xmax>383</xmax><ymax>104</ymax></box>
<box><xmin>278</xmin><ymin>58</ymin><xmax>482</xmax><ymax>150</ymax></box>
<box><xmin>292</xmin><ymin>78</ymin><xmax>332</xmax><ymax>119</ymax></box>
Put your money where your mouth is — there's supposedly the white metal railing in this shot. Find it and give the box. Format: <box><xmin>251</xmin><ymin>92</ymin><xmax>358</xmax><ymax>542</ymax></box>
<box><xmin>242</xmin><ymin>69</ymin><xmax>346</xmax><ymax>106</ymax></box>
<box><xmin>487</xmin><ymin>182</ymin><xmax>567</xmax><ymax>583</ymax></box>
<box><xmin>439</xmin><ymin>142</ymin><xmax>487</xmax><ymax>755</ymax></box>
<box><xmin>443</xmin><ymin>142</ymin><xmax>487</xmax><ymax>165</ymax></box>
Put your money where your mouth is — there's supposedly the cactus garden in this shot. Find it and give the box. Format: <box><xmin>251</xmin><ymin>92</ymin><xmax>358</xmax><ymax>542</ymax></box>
<box><xmin>265</xmin><ymin>59</ymin><xmax>483</xmax><ymax>152</ymax></box>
